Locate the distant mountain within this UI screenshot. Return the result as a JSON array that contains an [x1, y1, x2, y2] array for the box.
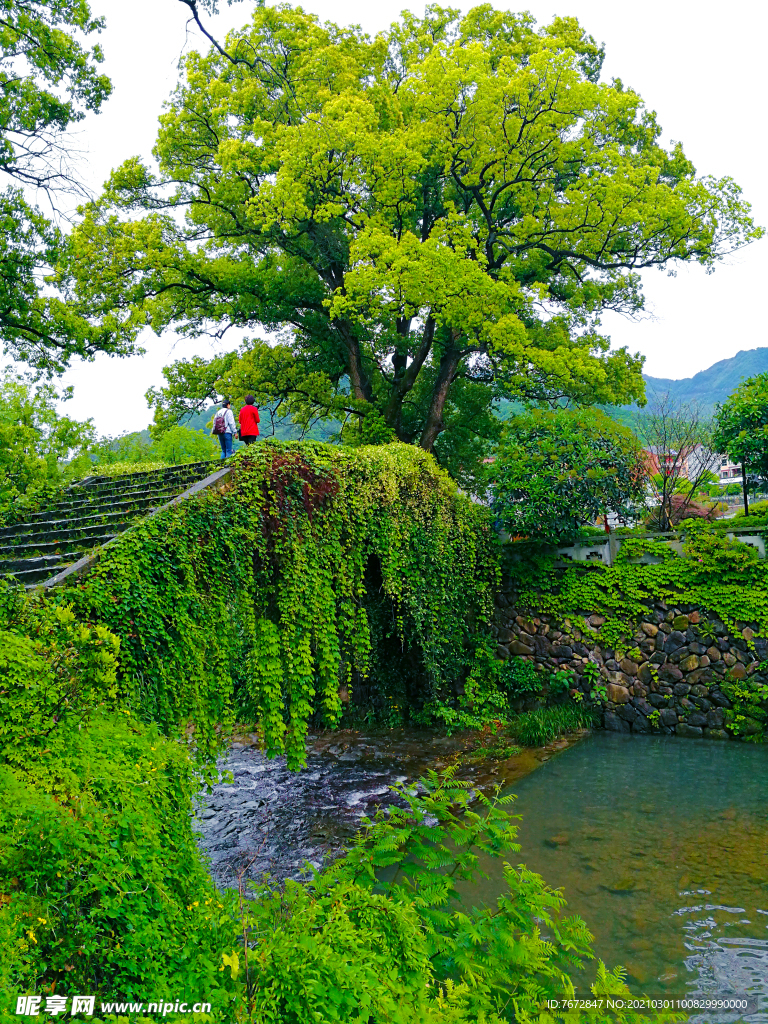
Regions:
[[642, 347, 768, 413]]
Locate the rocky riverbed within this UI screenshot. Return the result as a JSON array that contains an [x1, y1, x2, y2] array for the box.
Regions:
[[194, 727, 586, 891]]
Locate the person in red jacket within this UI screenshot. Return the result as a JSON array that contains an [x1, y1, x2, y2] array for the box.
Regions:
[[239, 395, 260, 444]]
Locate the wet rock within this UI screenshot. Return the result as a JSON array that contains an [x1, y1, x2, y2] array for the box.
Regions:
[[676, 723, 703, 738], [641, 622, 659, 637], [607, 683, 631, 704], [729, 663, 747, 680], [618, 703, 637, 723], [664, 630, 688, 653], [544, 834, 570, 848], [496, 644, 510, 660], [686, 711, 708, 728], [603, 711, 630, 732], [620, 658, 639, 676], [672, 682, 691, 696], [509, 640, 533, 656], [706, 646, 721, 662], [551, 645, 573, 659], [680, 654, 700, 673], [704, 728, 730, 740], [660, 708, 678, 728], [688, 642, 707, 655], [632, 697, 655, 717], [706, 708, 725, 729]]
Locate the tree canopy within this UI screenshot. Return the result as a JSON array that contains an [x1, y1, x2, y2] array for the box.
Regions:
[[66, 3, 759, 480], [0, 370, 95, 508], [0, 0, 113, 372], [490, 407, 646, 543], [712, 372, 768, 513]]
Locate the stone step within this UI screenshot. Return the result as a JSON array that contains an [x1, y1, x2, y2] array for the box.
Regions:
[[0, 552, 78, 574], [71, 461, 215, 496], [0, 500, 164, 539], [2, 486, 188, 532], [4, 564, 68, 584], [0, 524, 123, 553], [1, 536, 116, 561]]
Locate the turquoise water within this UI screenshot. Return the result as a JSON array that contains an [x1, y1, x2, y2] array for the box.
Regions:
[[470, 733, 768, 1019]]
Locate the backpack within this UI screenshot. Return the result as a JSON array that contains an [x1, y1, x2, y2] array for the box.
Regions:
[[212, 411, 227, 435]]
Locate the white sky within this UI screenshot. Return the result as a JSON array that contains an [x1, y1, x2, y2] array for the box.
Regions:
[[45, 0, 768, 434]]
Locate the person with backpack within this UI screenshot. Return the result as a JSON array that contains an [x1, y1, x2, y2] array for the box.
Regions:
[[212, 399, 236, 459], [239, 395, 260, 445]]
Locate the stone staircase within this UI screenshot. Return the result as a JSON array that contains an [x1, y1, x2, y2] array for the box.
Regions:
[[0, 462, 220, 587]]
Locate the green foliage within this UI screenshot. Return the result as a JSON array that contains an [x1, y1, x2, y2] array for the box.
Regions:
[[88, 424, 218, 468], [210, 771, 680, 1024], [712, 371, 768, 485], [719, 675, 768, 741], [68, 4, 760, 485], [0, 589, 241, 1015], [511, 520, 768, 638], [491, 409, 646, 543], [504, 657, 542, 700], [510, 704, 600, 747], [0, 371, 96, 512], [0, 0, 113, 371], [58, 441, 498, 767]]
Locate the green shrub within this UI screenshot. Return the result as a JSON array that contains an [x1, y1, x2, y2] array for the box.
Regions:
[[503, 657, 541, 700]]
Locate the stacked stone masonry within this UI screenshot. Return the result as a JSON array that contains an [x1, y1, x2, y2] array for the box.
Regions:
[[493, 590, 767, 739]]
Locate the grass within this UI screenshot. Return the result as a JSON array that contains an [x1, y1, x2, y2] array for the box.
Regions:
[[509, 703, 599, 747]]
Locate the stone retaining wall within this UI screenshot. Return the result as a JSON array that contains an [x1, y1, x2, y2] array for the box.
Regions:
[[493, 589, 767, 739]]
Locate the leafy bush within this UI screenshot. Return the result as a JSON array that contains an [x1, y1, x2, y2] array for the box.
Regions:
[[491, 408, 646, 544], [0, 595, 241, 1016], [503, 657, 542, 700]]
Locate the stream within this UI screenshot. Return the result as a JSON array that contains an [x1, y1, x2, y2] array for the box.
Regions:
[[195, 729, 768, 1021]]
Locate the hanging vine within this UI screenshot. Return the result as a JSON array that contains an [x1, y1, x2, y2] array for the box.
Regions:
[[55, 442, 498, 767]]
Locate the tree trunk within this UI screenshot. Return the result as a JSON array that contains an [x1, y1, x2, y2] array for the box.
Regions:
[[337, 321, 372, 404], [419, 344, 461, 452], [384, 318, 436, 434], [742, 462, 750, 516]]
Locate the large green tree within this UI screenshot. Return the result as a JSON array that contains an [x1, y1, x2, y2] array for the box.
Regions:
[[712, 371, 768, 515], [67, 3, 759, 478], [0, 0, 113, 372]]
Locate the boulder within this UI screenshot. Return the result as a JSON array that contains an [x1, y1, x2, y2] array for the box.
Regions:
[[641, 622, 659, 637], [672, 615, 689, 630], [704, 729, 729, 740], [603, 711, 630, 732], [606, 682, 631, 704], [509, 640, 533, 656], [660, 708, 678, 727], [706, 708, 725, 729], [706, 646, 721, 662], [676, 723, 703, 738], [679, 654, 700, 673], [686, 711, 708, 728], [620, 658, 639, 676], [729, 663, 747, 680]]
